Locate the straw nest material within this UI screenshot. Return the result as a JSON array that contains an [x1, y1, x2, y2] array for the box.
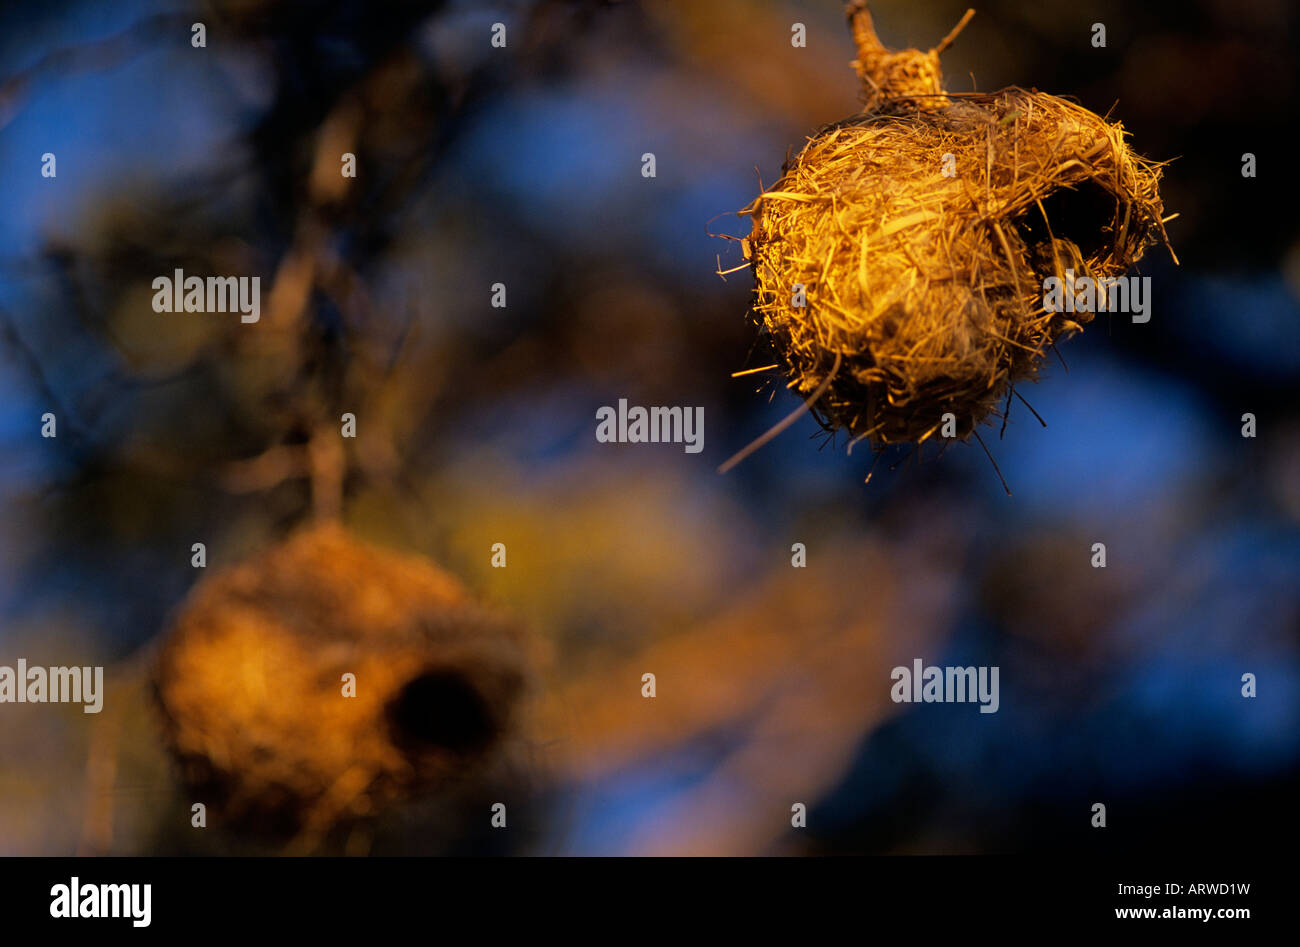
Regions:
[[153, 523, 533, 840], [740, 2, 1174, 447]]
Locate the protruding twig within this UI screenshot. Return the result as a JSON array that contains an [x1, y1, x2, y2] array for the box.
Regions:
[[973, 429, 1012, 496], [934, 8, 977, 55], [1013, 388, 1047, 427]]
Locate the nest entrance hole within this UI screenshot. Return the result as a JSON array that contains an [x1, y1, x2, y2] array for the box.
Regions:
[[387, 669, 499, 755], [1014, 178, 1118, 266]]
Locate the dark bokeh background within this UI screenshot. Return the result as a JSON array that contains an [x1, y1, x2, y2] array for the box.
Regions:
[[1, 0, 1297, 854]]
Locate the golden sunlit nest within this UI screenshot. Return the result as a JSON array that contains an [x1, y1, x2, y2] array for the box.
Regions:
[[740, 3, 1173, 447], [153, 523, 533, 843]]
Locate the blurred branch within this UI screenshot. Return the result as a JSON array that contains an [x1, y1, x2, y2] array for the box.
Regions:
[[0, 12, 192, 132], [0, 305, 87, 440], [536, 533, 961, 854], [220, 443, 312, 493]]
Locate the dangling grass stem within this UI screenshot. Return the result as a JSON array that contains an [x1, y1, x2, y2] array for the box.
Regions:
[[718, 352, 842, 474]]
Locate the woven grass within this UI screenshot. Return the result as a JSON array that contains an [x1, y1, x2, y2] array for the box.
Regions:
[[738, 2, 1174, 448], [153, 523, 533, 844]]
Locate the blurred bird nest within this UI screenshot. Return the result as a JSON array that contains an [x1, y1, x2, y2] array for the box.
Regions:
[[153, 524, 536, 848], [738, 2, 1174, 449]]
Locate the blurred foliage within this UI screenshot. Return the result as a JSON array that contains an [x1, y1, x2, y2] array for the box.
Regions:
[[0, 0, 1297, 854]]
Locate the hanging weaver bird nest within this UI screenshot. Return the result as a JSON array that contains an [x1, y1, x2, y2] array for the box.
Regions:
[[153, 523, 534, 843], [732, 1, 1175, 458]]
